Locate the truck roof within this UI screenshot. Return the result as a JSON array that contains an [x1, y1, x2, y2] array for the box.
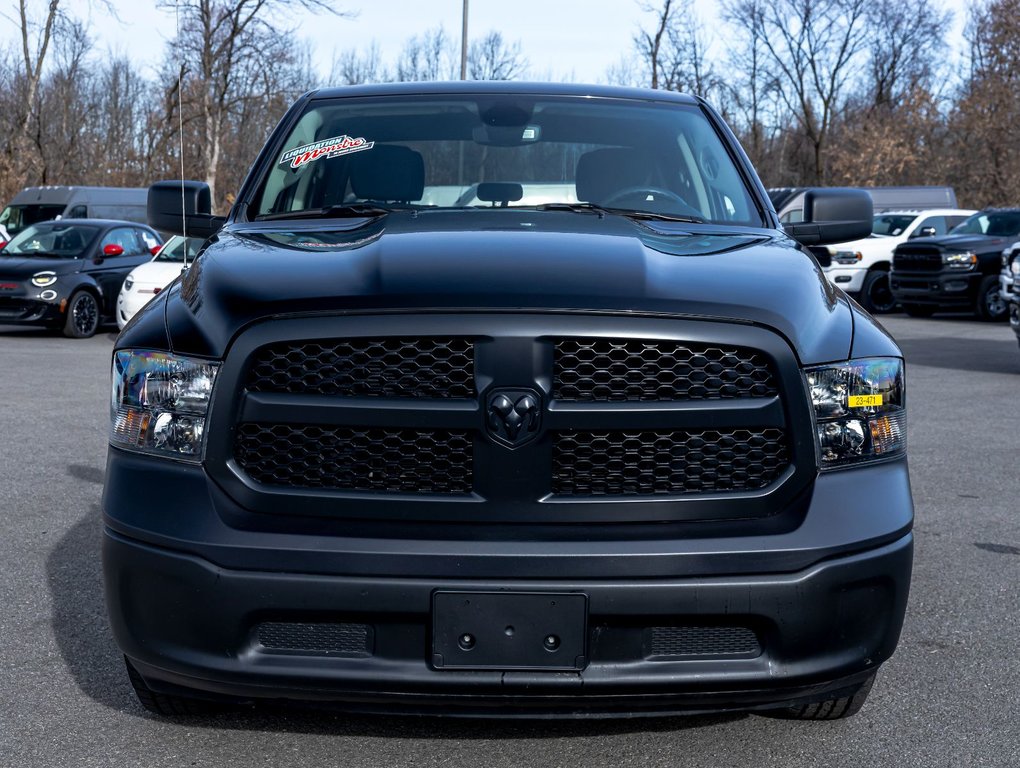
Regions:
[[311, 81, 700, 104]]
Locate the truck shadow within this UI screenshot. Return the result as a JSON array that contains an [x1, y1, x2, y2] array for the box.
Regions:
[[48, 511, 744, 737], [893, 335, 1020, 375]]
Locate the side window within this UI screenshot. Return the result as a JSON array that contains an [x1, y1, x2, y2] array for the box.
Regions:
[[780, 208, 803, 224], [914, 216, 946, 238], [135, 229, 160, 252], [946, 216, 968, 232], [67, 205, 88, 218], [102, 227, 144, 256]]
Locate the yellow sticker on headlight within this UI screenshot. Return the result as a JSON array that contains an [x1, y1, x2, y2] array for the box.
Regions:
[[848, 394, 883, 408]]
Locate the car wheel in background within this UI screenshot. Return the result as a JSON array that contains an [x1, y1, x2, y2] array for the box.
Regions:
[[902, 303, 936, 318], [766, 672, 877, 721], [858, 270, 897, 314], [62, 290, 99, 338], [976, 275, 1009, 321]]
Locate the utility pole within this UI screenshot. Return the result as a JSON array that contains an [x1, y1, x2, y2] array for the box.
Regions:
[[460, 0, 469, 80]]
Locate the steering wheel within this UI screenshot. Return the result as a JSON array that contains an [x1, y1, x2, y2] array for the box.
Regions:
[[600, 186, 702, 218]]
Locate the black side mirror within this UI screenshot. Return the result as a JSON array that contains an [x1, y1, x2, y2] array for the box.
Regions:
[[784, 188, 873, 246], [147, 181, 226, 239]]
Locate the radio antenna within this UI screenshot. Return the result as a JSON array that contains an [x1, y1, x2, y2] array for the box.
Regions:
[[176, 0, 188, 269]]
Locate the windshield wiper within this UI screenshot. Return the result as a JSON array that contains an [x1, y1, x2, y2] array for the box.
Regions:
[[532, 202, 704, 224], [255, 203, 411, 222]]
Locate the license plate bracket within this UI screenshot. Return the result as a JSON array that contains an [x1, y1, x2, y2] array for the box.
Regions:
[[432, 591, 588, 671]]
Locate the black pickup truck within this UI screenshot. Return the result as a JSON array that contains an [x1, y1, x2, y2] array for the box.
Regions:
[[103, 83, 913, 720], [890, 209, 1020, 320]]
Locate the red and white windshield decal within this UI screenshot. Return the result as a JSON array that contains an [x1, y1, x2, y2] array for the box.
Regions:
[[279, 135, 374, 169]]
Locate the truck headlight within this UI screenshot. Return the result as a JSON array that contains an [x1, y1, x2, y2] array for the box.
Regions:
[[805, 357, 905, 469], [833, 250, 862, 265], [31, 271, 57, 287], [943, 251, 977, 269], [1011, 257, 1020, 275], [110, 350, 219, 462]]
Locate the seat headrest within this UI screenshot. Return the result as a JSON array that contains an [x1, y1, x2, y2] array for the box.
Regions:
[[350, 145, 425, 202], [575, 148, 657, 203]]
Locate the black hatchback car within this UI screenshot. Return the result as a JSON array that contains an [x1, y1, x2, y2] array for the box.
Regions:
[[0, 219, 161, 337]]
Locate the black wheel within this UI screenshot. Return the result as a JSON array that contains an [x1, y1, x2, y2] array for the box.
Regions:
[[766, 672, 876, 721], [902, 303, 936, 318], [125, 657, 231, 716], [858, 269, 897, 314], [62, 290, 99, 338], [976, 275, 1009, 321]]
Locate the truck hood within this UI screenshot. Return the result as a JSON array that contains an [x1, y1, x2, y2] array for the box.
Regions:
[[904, 233, 1013, 253], [157, 210, 853, 365]]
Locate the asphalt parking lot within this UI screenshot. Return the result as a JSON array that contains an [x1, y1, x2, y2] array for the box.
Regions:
[[1, 314, 1018, 767]]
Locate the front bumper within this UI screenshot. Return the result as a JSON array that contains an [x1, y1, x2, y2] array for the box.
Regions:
[[0, 294, 64, 326], [822, 265, 866, 293], [103, 450, 914, 716], [890, 269, 982, 307]]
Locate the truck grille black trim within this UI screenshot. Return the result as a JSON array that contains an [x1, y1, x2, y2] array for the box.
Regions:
[[554, 338, 777, 401], [257, 622, 371, 656], [648, 626, 761, 658], [246, 337, 475, 398], [893, 248, 942, 271], [234, 423, 474, 494], [552, 428, 789, 495]]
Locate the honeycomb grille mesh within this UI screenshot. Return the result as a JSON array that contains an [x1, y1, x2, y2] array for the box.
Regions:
[[258, 622, 370, 656], [554, 338, 777, 401], [234, 423, 473, 494], [552, 428, 789, 495], [246, 338, 475, 398], [648, 626, 761, 658]]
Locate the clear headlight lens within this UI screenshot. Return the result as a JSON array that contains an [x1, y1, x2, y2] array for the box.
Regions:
[[833, 250, 862, 265], [31, 271, 57, 287], [805, 357, 905, 469], [1011, 257, 1020, 275], [943, 251, 977, 269], [111, 350, 219, 462], [124, 276, 134, 290]]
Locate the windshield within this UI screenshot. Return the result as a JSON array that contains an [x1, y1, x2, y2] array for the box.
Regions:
[[3, 222, 99, 258], [154, 236, 201, 263], [872, 214, 917, 237], [255, 94, 762, 226], [951, 211, 1020, 237], [0, 204, 66, 238]]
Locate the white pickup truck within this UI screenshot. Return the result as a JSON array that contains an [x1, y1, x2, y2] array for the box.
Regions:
[[821, 208, 974, 313]]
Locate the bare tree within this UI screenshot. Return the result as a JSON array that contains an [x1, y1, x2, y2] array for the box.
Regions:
[[330, 42, 388, 85], [865, 0, 952, 108], [395, 26, 457, 82], [740, 0, 870, 184], [467, 31, 527, 81], [632, 0, 716, 97], [159, 0, 351, 208]]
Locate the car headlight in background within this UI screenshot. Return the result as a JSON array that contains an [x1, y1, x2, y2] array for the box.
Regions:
[[124, 276, 134, 290], [943, 251, 977, 269], [805, 358, 905, 469], [31, 271, 57, 287], [111, 350, 219, 462], [1011, 257, 1020, 275], [833, 250, 863, 265]]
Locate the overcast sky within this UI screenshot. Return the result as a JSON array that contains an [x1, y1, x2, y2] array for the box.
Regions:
[[65, 0, 969, 86]]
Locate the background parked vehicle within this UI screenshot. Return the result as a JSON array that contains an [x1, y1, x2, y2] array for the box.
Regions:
[[0, 186, 149, 242], [890, 209, 1020, 321], [817, 208, 974, 313], [0, 219, 161, 337], [116, 236, 199, 330]]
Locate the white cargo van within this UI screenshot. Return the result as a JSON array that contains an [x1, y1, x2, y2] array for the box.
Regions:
[[0, 186, 148, 240]]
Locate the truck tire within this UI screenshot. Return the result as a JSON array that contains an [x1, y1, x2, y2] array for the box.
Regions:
[[62, 290, 100, 338], [858, 269, 897, 314], [767, 672, 876, 721], [902, 303, 936, 318], [976, 275, 1008, 321], [125, 657, 232, 716]]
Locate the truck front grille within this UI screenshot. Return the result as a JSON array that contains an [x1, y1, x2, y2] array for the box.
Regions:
[[246, 337, 475, 398], [893, 248, 942, 272], [234, 423, 473, 494], [552, 428, 789, 496], [554, 339, 777, 401]]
